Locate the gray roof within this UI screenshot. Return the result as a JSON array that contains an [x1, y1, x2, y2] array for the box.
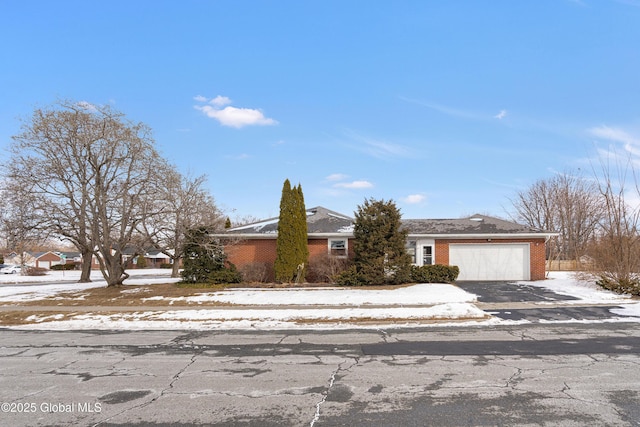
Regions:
[[402, 214, 552, 236], [225, 206, 354, 235], [224, 209, 554, 238]]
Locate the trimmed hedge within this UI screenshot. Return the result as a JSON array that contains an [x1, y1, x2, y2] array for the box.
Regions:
[[410, 265, 459, 283], [50, 264, 76, 271], [336, 264, 461, 286]]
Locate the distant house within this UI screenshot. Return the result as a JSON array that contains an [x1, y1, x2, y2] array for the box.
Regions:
[[5, 248, 170, 270], [4, 251, 81, 269], [221, 206, 557, 281]]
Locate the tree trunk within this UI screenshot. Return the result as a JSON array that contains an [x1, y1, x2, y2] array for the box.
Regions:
[[171, 258, 181, 278], [79, 250, 93, 283]]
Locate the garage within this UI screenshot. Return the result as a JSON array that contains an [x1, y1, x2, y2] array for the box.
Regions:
[[449, 243, 530, 281]]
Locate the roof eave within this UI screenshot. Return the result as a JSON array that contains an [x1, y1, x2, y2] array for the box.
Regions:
[[215, 232, 355, 239], [407, 232, 559, 239]]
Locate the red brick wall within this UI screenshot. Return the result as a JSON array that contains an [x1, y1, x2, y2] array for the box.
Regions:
[[434, 238, 548, 280], [227, 237, 548, 281], [226, 238, 356, 269], [225, 239, 278, 267]]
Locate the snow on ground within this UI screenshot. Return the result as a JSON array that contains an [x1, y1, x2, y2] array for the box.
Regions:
[[2, 269, 640, 329], [524, 271, 633, 304], [142, 283, 476, 306], [0, 269, 180, 302], [15, 303, 488, 331]]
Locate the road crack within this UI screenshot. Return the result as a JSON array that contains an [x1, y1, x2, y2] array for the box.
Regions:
[[310, 358, 358, 427], [92, 351, 200, 426]]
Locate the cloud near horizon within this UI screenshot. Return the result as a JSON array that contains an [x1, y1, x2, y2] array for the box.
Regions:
[[325, 173, 350, 182], [333, 180, 374, 189], [194, 95, 278, 128], [402, 194, 426, 204]]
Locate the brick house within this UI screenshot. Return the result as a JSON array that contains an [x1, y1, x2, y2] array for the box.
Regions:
[[222, 206, 556, 281]]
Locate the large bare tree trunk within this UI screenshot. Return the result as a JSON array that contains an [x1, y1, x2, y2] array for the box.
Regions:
[[79, 250, 93, 283]]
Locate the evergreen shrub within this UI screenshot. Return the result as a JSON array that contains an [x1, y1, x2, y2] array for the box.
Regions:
[[334, 265, 365, 286], [51, 264, 76, 271], [208, 263, 243, 284], [410, 265, 460, 283]]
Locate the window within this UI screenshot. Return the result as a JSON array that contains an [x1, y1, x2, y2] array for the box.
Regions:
[[423, 245, 433, 265], [329, 239, 347, 257], [405, 240, 416, 264]]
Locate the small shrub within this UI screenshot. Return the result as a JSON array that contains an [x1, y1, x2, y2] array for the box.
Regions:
[[159, 263, 173, 269], [334, 266, 366, 286], [135, 256, 147, 269], [208, 264, 243, 284], [596, 275, 640, 296], [307, 253, 349, 283], [24, 266, 48, 276], [410, 265, 460, 283], [51, 263, 76, 271]]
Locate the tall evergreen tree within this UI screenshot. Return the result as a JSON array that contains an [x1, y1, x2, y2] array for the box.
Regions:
[[353, 198, 412, 285], [274, 179, 308, 282], [294, 183, 309, 280]]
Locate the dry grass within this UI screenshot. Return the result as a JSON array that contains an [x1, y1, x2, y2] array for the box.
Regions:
[[0, 281, 435, 327]]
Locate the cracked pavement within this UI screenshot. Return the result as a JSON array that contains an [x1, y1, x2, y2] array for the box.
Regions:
[[1, 324, 639, 426]]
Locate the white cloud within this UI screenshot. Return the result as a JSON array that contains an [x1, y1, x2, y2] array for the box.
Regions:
[[210, 95, 232, 107], [334, 180, 374, 189], [345, 130, 411, 159], [494, 109, 507, 120], [325, 173, 349, 182], [195, 105, 278, 129], [194, 95, 278, 128], [589, 125, 640, 157], [403, 194, 426, 204], [589, 125, 639, 146]]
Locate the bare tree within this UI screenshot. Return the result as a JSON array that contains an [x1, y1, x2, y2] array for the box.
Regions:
[[511, 171, 603, 262], [140, 166, 223, 277], [0, 185, 48, 269], [9, 100, 166, 287], [588, 155, 640, 294]]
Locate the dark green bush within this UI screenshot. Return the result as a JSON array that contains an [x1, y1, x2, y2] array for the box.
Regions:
[[208, 264, 243, 284], [334, 266, 366, 286], [410, 265, 460, 283], [159, 263, 173, 269], [50, 263, 76, 271]]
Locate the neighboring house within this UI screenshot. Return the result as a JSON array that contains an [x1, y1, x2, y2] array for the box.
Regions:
[[31, 251, 65, 269], [221, 206, 557, 281], [4, 248, 170, 270], [141, 249, 173, 268], [4, 251, 81, 269]]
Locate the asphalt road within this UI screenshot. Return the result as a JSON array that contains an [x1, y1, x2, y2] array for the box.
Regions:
[[1, 324, 639, 427]]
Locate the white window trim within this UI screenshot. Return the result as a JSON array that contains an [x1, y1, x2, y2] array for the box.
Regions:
[[416, 239, 435, 266], [328, 238, 348, 258]]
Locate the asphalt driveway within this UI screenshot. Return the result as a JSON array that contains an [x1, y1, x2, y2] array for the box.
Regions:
[[455, 281, 630, 322], [455, 281, 580, 303]]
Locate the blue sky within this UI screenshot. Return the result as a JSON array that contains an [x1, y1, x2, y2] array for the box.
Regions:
[[2, 1, 640, 222]]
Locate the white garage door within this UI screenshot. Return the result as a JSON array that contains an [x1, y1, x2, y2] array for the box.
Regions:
[[449, 244, 530, 281]]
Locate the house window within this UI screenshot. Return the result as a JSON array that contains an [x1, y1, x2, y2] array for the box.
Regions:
[[329, 239, 347, 257], [423, 245, 433, 265], [406, 240, 416, 264]]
